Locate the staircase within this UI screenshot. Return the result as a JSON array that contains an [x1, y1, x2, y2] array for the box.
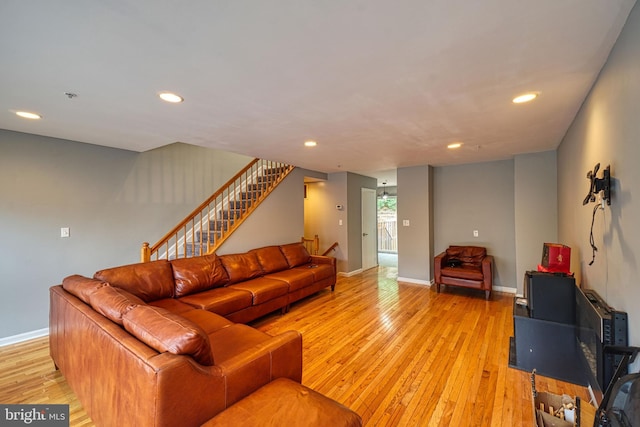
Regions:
[[141, 159, 295, 262]]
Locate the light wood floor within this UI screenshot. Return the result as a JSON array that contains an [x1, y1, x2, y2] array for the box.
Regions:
[[0, 265, 589, 426]]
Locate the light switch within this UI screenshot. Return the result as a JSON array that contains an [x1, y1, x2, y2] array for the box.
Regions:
[[61, 227, 70, 238], [339, 219, 343, 226], [403, 220, 410, 227], [473, 230, 479, 238]]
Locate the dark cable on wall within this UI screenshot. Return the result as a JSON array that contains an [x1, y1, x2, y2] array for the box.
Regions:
[[589, 204, 600, 265]]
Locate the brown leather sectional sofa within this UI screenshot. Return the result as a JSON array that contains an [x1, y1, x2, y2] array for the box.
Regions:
[[49, 242, 336, 427]]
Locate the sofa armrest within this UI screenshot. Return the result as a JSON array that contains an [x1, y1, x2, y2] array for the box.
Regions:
[[433, 251, 447, 282], [215, 330, 302, 406], [310, 255, 335, 268], [481, 255, 493, 288]]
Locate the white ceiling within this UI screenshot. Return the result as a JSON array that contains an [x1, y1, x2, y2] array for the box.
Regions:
[[1, 1, 636, 186]]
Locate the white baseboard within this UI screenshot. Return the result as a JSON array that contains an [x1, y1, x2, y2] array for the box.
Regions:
[[0, 328, 49, 347], [494, 285, 517, 294], [338, 269, 363, 277], [397, 277, 432, 286]]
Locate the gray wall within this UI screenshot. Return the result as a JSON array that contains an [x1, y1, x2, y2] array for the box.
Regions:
[[514, 151, 558, 294], [0, 130, 303, 339], [557, 2, 640, 359], [397, 165, 433, 284], [433, 159, 516, 289]]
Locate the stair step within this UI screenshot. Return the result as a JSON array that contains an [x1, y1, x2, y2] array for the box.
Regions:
[[219, 210, 241, 220], [185, 244, 206, 257], [196, 230, 221, 243], [209, 220, 231, 231], [228, 200, 250, 209]]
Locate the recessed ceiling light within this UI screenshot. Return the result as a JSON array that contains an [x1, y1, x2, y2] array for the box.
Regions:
[[159, 92, 184, 103], [304, 140, 317, 147], [15, 111, 42, 120], [447, 142, 463, 149], [512, 92, 539, 104]]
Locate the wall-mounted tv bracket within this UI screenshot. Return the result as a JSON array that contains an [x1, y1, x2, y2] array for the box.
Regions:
[[583, 163, 611, 206]]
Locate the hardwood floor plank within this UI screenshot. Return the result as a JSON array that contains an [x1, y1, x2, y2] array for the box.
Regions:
[[0, 265, 591, 426]]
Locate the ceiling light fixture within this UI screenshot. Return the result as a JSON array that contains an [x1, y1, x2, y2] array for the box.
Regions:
[[15, 111, 42, 120], [447, 142, 463, 149], [380, 181, 388, 200], [159, 92, 184, 103], [512, 92, 539, 104], [304, 140, 317, 147]]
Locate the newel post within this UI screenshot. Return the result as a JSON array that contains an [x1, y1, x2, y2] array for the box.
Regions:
[[140, 242, 151, 263]]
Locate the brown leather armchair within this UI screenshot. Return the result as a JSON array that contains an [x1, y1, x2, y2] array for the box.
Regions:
[[434, 245, 493, 300]]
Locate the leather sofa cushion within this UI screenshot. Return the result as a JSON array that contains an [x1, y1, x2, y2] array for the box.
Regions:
[[202, 378, 363, 427], [94, 259, 174, 302], [179, 309, 233, 335], [294, 264, 334, 282], [279, 243, 311, 268], [229, 277, 289, 305], [178, 287, 254, 316], [250, 246, 289, 274], [219, 252, 263, 284], [122, 305, 214, 366], [171, 254, 229, 297], [208, 323, 272, 363], [88, 285, 144, 325], [62, 274, 108, 304], [446, 246, 487, 267], [266, 269, 315, 292]]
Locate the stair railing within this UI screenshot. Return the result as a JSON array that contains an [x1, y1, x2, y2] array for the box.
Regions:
[[322, 242, 339, 256], [141, 159, 294, 262]]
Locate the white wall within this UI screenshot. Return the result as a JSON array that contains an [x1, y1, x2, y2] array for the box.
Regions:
[[557, 2, 640, 360]]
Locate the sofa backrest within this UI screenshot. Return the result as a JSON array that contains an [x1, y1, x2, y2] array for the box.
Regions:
[[218, 252, 263, 284], [279, 243, 312, 268], [122, 305, 214, 366], [446, 245, 487, 267], [250, 246, 289, 274], [170, 254, 229, 297], [94, 259, 175, 302]]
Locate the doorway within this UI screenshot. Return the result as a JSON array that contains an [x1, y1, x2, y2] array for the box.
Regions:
[[377, 190, 397, 268], [361, 188, 378, 270]]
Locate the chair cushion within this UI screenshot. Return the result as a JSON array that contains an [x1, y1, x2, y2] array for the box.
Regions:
[[94, 259, 175, 302], [122, 305, 214, 366], [440, 265, 484, 281], [250, 246, 289, 274], [279, 243, 312, 268], [171, 254, 229, 297], [219, 252, 264, 284]]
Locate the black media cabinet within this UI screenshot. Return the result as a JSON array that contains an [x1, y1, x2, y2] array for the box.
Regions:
[[509, 271, 588, 385]]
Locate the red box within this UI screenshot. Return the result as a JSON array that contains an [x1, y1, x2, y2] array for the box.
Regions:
[[539, 243, 571, 274]]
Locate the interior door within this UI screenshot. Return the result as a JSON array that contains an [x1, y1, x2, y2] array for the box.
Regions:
[[361, 188, 378, 270]]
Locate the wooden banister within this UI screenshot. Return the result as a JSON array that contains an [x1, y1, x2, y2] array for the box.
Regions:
[[142, 159, 294, 262], [301, 234, 319, 255], [322, 242, 339, 256]]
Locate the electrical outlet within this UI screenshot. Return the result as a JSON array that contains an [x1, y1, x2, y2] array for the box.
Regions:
[[403, 220, 410, 227], [61, 227, 70, 238], [473, 230, 479, 238]]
